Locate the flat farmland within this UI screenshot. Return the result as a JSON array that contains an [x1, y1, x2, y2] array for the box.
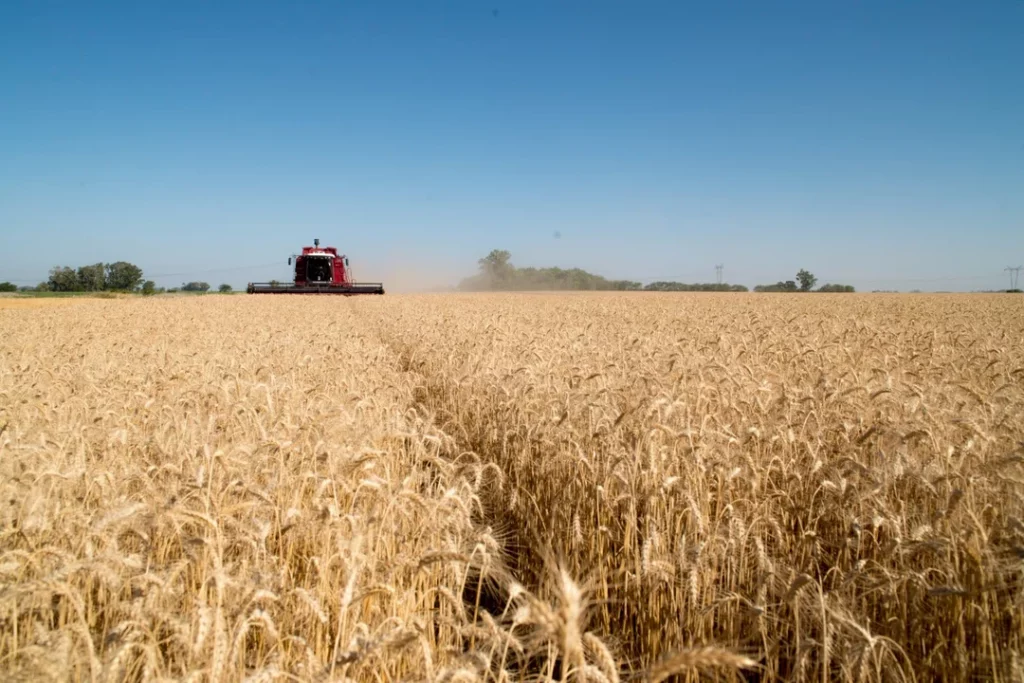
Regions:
[[1, 293, 1022, 682]]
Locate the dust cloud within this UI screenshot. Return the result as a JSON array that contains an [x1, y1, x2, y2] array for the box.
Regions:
[[353, 248, 471, 293]]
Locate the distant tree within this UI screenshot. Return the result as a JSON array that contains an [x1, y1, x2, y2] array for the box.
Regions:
[[141, 280, 156, 296], [181, 282, 211, 292], [796, 269, 817, 292], [478, 249, 514, 286], [0, 282, 17, 292], [817, 283, 855, 293], [218, 283, 232, 293], [48, 266, 79, 292], [76, 263, 106, 291], [105, 261, 144, 291], [268, 280, 280, 288]]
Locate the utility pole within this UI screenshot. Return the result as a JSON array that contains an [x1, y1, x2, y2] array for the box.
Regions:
[[1006, 266, 1022, 291], [715, 264, 723, 285]]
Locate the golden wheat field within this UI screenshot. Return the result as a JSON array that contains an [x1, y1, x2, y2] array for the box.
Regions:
[[1, 292, 1022, 682], [0, 297, 86, 311]]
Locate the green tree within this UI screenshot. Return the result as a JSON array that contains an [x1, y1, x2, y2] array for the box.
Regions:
[[0, 282, 17, 292], [182, 282, 211, 292], [48, 266, 79, 292], [478, 249, 514, 286], [218, 283, 233, 293], [141, 280, 156, 296], [106, 262, 144, 291], [77, 263, 106, 291], [796, 269, 817, 292]]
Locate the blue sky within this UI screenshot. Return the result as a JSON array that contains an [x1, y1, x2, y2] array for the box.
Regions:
[[2, 1, 1022, 292]]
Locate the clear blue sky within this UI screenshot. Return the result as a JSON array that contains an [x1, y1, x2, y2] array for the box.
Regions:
[[2, 1, 1022, 292]]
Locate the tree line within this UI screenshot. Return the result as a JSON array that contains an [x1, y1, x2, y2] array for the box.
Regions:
[[459, 250, 751, 292], [643, 281, 749, 292], [171, 283, 233, 293], [753, 269, 855, 292], [3, 262, 236, 295], [459, 252, 858, 293], [457, 250, 859, 293]]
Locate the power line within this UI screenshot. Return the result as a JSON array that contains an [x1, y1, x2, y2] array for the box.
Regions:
[[145, 262, 283, 278], [1006, 266, 1023, 290]]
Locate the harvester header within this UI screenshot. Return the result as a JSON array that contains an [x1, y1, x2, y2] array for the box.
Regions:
[[247, 238, 385, 295]]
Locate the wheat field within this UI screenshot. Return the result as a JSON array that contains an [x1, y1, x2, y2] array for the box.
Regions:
[[1, 293, 1022, 682]]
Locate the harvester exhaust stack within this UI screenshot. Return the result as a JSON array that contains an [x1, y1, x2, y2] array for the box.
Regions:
[[246, 238, 384, 295]]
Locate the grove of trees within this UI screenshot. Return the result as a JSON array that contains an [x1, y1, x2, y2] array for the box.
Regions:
[[459, 255, 858, 294], [45, 261, 145, 292]]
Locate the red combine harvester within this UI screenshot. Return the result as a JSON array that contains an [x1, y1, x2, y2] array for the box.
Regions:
[[247, 238, 385, 295]]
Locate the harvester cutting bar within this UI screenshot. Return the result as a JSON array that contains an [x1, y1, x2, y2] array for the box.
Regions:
[[247, 282, 385, 295]]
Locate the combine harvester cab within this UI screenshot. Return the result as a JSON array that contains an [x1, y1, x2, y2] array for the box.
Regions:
[[247, 239, 385, 295]]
